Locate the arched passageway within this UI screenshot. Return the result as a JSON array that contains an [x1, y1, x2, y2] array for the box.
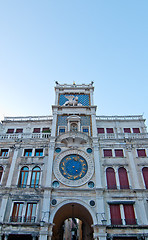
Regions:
[[52, 202, 93, 240]]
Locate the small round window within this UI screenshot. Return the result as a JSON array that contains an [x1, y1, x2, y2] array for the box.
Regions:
[[90, 200, 95, 207], [87, 148, 92, 153], [55, 148, 61, 153], [52, 181, 59, 188], [88, 181, 95, 188], [52, 199, 57, 205]]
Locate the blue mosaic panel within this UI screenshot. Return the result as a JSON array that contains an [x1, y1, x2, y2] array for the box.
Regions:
[[59, 154, 88, 180], [57, 116, 67, 126], [59, 94, 90, 106], [81, 116, 90, 126]]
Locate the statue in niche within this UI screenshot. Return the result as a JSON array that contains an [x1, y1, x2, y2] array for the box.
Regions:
[[70, 123, 78, 132]]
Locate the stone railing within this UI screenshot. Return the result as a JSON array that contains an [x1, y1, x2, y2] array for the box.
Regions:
[[96, 115, 144, 121], [98, 132, 148, 140], [0, 132, 50, 140], [3, 116, 52, 122]]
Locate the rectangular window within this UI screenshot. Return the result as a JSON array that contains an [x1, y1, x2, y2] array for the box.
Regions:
[[59, 128, 65, 133], [35, 149, 43, 156], [133, 128, 140, 133], [103, 149, 112, 157], [110, 204, 122, 225], [0, 149, 9, 157], [24, 149, 32, 157], [11, 202, 23, 222], [97, 128, 104, 134], [123, 204, 136, 225], [42, 128, 50, 133], [16, 128, 23, 133], [124, 128, 131, 133], [24, 203, 37, 222], [137, 149, 146, 157], [82, 127, 89, 134], [7, 129, 14, 134], [33, 128, 40, 133], [115, 149, 124, 157], [106, 128, 114, 133]]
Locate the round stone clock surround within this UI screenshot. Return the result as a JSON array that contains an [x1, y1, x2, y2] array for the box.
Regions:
[[54, 149, 94, 186]]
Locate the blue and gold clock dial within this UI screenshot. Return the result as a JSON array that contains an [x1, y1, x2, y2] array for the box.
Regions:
[[59, 154, 88, 180]]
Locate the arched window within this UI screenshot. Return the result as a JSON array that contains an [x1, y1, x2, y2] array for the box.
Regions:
[[18, 167, 29, 188], [0, 166, 3, 182], [118, 167, 129, 189], [142, 167, 148, 189], [30, 167, 40, 188], [106, 167, 117, 189]]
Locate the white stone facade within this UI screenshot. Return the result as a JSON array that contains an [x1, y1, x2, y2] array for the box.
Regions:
[[0, 82, 148, 240]]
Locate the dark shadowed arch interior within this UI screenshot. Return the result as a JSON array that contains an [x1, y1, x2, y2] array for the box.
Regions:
[[52, 202, 93, 240]]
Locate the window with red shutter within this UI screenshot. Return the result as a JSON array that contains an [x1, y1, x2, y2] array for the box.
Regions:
[[110, 204, 122, 225], [16, 128, 23, 133], [106, 167, 117, 189], [137, 149, 146, 157], [97, 128, 104, 134], [115, 149, 124, 157], [118, 167, 129, 189], [106, 128, 114, 133], [123, 204, 136, 225], [7, 129, 14, 134], [33, 128, 40, 133], [124, 128, 131, 133], [103, 149, 112, 157], [0, 166, 3, 182], [142, 167, 148, 189], [11, 202, 23, 222], [133, 128, 140, 133]]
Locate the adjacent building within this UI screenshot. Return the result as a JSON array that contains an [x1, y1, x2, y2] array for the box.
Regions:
[[0, 82, 148, 240]]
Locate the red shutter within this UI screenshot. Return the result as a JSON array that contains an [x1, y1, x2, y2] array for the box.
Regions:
[[137, 149, 146, 157], [103, 149, 112, 157], [16, 128, 23, 133], [115, 149, 124, 157], [133, 128, 140, 133], [0, 166, 3, 181], [97, 128, 104, 134], [124, 128, 131, 133], [142, 167, 148, 189], [7, 129, 14, 133], [106, 168, 117, 189], [123, 204, 136, 225], [106, 128, 114, 133], [33, 128, 40, 133], [110, 204, 122, 225], [118, 167, 129, 189]]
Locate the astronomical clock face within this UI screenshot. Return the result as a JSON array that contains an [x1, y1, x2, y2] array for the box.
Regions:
[[54, 149, 94, 187], [59, 154, 88, 180]]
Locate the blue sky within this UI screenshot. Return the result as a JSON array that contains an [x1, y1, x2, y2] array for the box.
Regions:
[[0, 1, 148, 125]]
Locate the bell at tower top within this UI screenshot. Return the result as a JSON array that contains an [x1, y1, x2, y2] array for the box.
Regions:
[[54, 81, 94, 106]]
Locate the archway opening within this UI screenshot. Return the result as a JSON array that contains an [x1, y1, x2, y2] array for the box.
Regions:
[[52, 203, 93, 240]]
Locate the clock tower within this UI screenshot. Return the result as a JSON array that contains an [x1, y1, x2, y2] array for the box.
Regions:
[[44, 82, 105, 240]]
